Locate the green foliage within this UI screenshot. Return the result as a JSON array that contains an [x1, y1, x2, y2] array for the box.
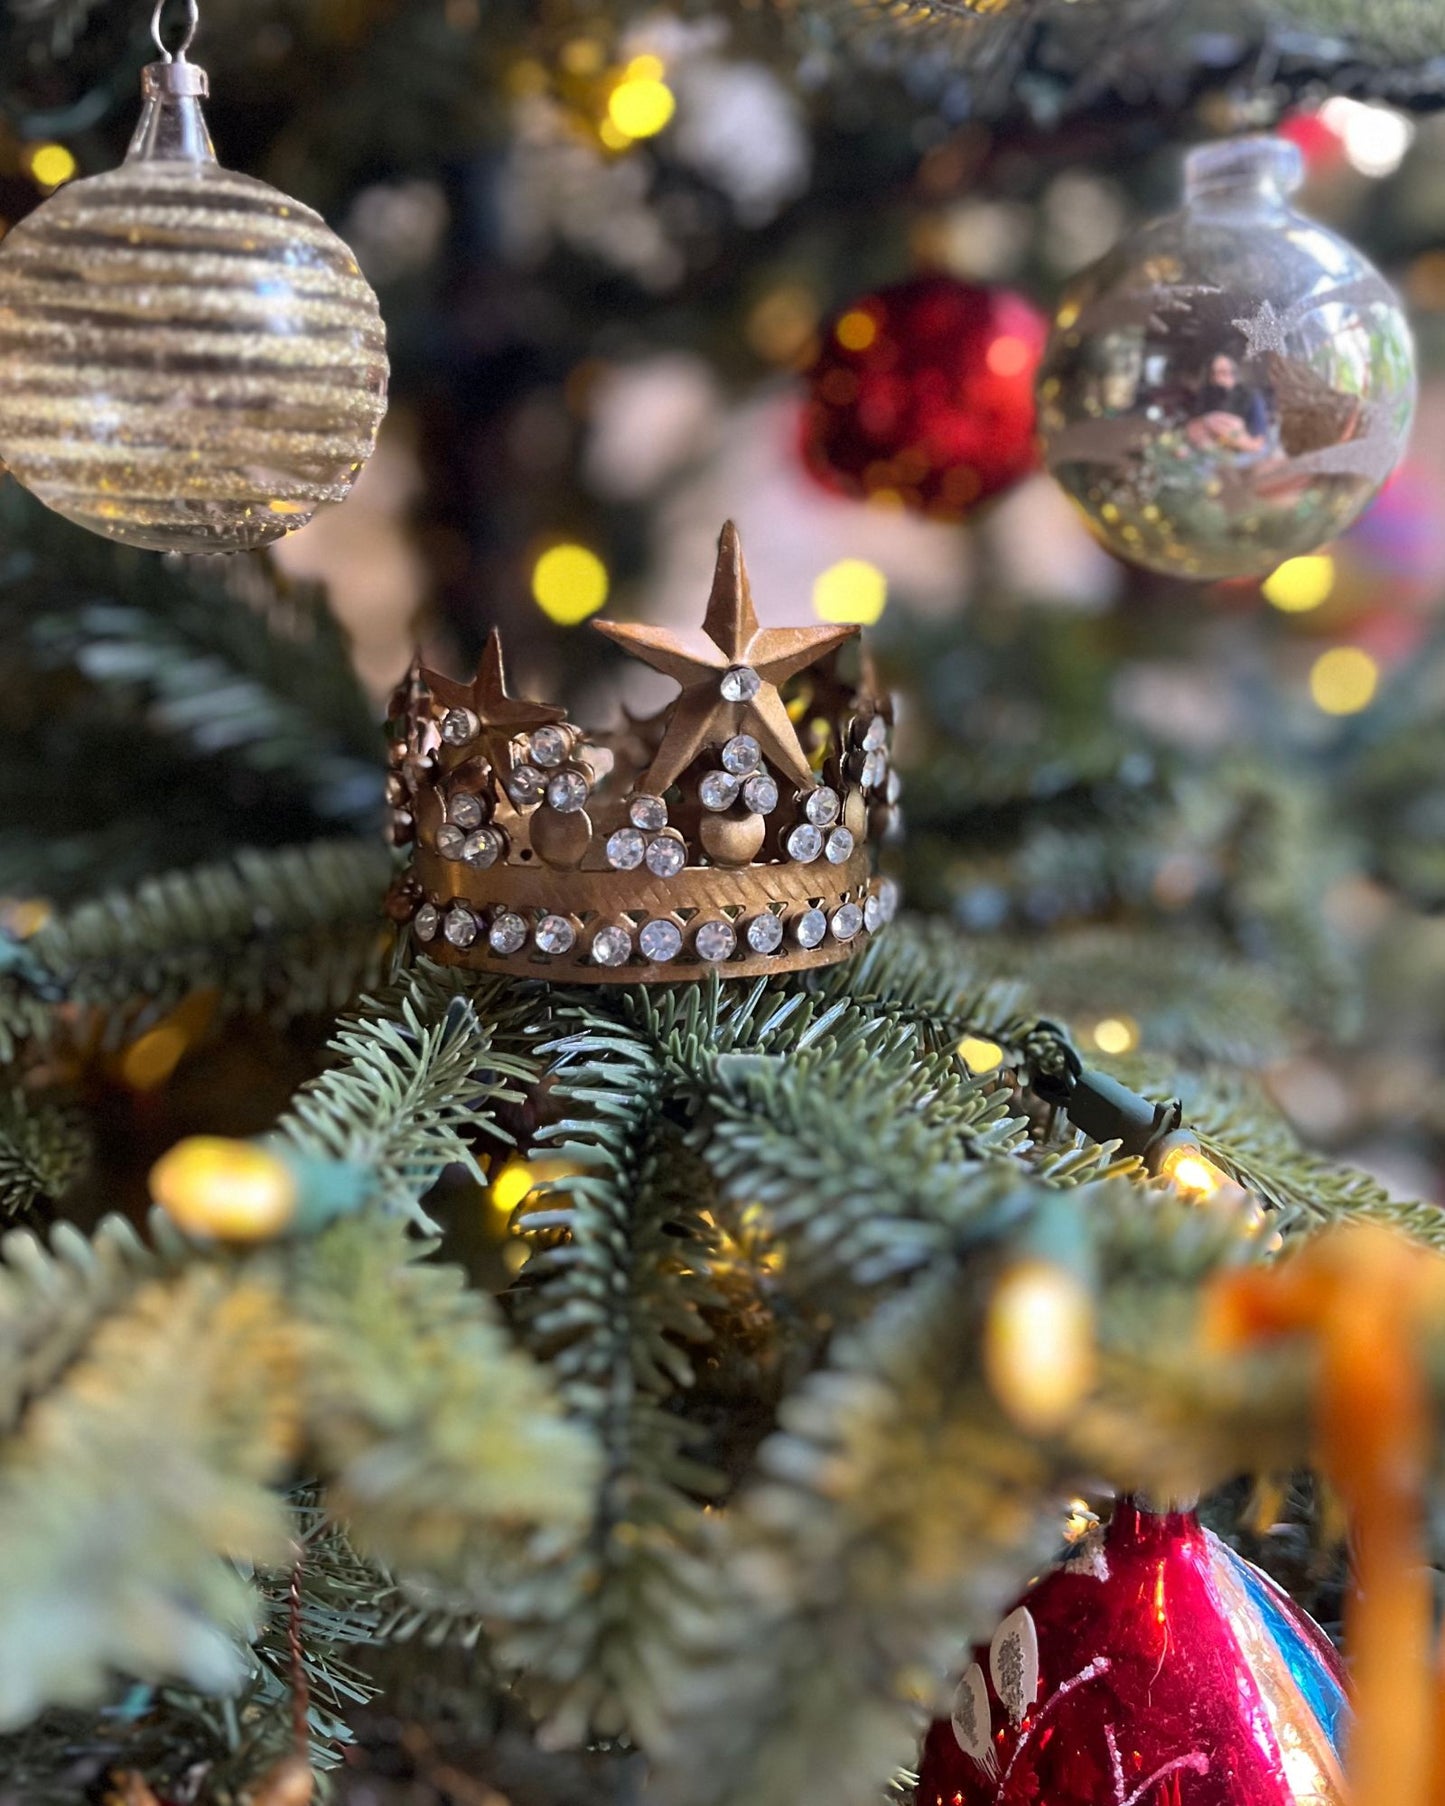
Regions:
[[0, 839, 393, 1055], [0, 1090, 89, 1223], [275, 966, 536, 1227]]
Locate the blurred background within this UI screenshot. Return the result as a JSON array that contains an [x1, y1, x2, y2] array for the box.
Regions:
[[2, 0, 1445, 1264]]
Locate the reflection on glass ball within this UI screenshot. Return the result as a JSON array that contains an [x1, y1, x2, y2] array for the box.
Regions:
[[1038, 136, 1416, 582]]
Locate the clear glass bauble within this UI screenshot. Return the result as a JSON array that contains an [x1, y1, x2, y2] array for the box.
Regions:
[[0, 57, 388, 555], [1038, 136, 1416, 581]]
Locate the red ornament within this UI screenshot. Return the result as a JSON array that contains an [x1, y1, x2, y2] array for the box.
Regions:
[[801, 276, 1047, 520], [917, 1499, 1349, 1806]]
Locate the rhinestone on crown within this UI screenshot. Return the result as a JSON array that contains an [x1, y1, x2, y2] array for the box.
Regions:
[[385, 519, 898, 984]]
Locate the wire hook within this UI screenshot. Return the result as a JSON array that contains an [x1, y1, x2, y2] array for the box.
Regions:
[[151, 0, 200, 62]]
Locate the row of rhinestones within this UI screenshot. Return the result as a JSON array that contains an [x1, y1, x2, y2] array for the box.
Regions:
[[412, 879, 900, 967]]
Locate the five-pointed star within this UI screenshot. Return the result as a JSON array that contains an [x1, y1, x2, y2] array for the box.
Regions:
[[421, 629, 566, 774], [593, 521, 857, 793]]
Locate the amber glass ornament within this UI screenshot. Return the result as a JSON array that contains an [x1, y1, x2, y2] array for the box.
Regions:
[[801, 276, 1047, 520], [1039, 136, 1414, 581], [0, 9, 388, 553]]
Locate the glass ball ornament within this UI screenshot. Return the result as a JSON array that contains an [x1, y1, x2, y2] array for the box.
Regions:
[[801, 276, 1047, 520], [1038, 137, 1415, 581], [917, 1498, 1350, 1806], [0, 27, 388, 554]]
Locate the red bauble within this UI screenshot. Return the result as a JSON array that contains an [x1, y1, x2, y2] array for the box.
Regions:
[[917, 1499, 1349, 1806], [801, 276, 1047, 520]]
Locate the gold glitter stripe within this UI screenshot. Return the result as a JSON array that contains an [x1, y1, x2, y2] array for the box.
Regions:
[[1, 242, 368, 297], [0, 280, 379, 328], [0, 322, 385, 364]]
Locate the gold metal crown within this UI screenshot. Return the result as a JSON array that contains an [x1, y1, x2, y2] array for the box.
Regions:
[[385, 521, 900, 982]]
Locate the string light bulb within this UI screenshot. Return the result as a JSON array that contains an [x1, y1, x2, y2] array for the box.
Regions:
[[1158, 1142, 1229, 1200], [151, 1136, 298, 1241], [984, 1258, 1095, 1435]]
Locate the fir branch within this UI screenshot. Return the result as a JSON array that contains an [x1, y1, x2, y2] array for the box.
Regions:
[[17, 491, 383, 829], [0, 839, 393, 1052], [274, 966, 536, 1227], [649, 1184, 1293, 1806], [508, 1001, 722, 1746], [291, 1214, 599, 1579], [0, 1266, 297, 1731], [0, 1216, 154, 1431], [0, 1090, 90, 1224]]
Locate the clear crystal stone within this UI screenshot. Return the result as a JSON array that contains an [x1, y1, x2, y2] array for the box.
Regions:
[[795, 907, 827, 949], [630, 794, 668, 831], [742, 773, 778, 814], [694, 919, 736, 962], [721, 734, 761, 775], [745, 913, 784, 954], [592, 925, 632, 967], [535, 915, 576, 955], [825, 827, 855, 865], [832, 902, 864, 941], [639, 918, 683, 962], [720, 665, 761, 702], [441, 708, 477, 745], [645, 834, 686, 878], [699, 770, 740, 812], [877, 877, 901, 922], [462, 828, 503, 868], [786, 823, 823, 863], [449, 792, 484, 830], [507, 763, 546, 805], [443, 906, 478, 948], [488, 911, 528, 955], [546, 768, 590, 813], [864, 894, 884, 932], [530, 724, 568, 767], [805, 787, 841, 827], [862, 749, 888, 789], [413, 902, 439, 942], [863, 715, 889, 751], [435, 823, 466, 859], [606, 827, 646, 870]]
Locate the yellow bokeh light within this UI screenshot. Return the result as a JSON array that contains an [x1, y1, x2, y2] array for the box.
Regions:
[[958, 1035, 1005, 1074], [150, 1136, 297, 1241], [835, 309, 878, 352], [1262, 554, 1335, 613], [607, 70, 676, 141], [1159, 1144, 1227, 1200], [1090, 1016, 1139, 1056], [1309, 645, 1378, 716], [490, 1159, 535, 1216], [812, 558, 888, 625], [984, 1259, 1095, 1434], [25, 143, 77, 189], [532, 543, 610, 624]]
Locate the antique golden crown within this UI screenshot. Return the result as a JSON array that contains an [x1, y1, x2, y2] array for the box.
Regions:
[[385, 520, 899, 982]]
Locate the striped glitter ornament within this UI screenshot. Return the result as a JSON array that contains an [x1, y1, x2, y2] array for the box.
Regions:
[[0, 6, 388, 554]]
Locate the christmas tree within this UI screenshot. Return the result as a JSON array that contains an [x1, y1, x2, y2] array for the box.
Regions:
[[0, 1, 1443, 1803]]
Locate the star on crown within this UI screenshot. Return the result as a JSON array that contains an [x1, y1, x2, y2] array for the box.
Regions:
[[593, 521, 857, 793]]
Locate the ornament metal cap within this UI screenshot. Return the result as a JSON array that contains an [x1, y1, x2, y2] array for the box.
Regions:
[[386, 520, 901, 983], [130, 0, 214, 162]]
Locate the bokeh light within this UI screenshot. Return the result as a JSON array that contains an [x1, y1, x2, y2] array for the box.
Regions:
[[24, 143, 77, 189], [532, 543, 610, 624], [1309, 646, 1379, 715], [834, 309, 877, 352], [1263, 554, 1335, 613], [812, 557, 887, 624], [1090, 1016, 1139, 1056], [607, 57, 676, 141]]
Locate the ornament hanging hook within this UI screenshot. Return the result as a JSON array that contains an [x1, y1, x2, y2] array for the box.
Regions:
[[151, 0, 200, 62]]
